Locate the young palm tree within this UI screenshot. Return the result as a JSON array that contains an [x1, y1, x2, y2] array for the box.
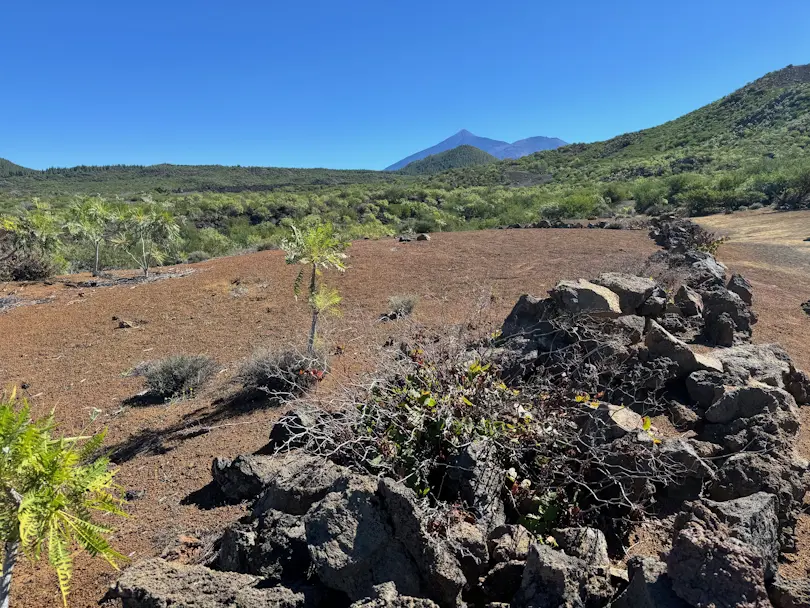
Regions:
[[0, 390, 125, 607], [281, 223, 348, 354], [114, 203, 180, 277], [64, 197, 113, 276]]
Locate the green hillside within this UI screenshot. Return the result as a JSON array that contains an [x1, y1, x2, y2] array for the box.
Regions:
[[399, 145, 498, 175], [432, 64, 810, 190], [0, 163, 407, 196], [0, 158, 32, 178]]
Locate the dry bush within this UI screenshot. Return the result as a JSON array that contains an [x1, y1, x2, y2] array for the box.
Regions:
[[236, 347, 328, 402], [387, 294, 419, 319], [270, 323, 688, 539], [144, 354, 217, 399]]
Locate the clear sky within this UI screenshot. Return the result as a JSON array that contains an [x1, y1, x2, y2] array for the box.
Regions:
[[2, 1, 810, 170]]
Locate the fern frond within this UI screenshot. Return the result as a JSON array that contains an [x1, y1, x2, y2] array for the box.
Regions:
[[48, 519, 72, 607], [293, 268, 304, 299]]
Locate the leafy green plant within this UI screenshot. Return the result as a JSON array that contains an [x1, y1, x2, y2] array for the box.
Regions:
[[0, 390, 125, 607], [113, 202, 180, 277], [281, 223, 348, 354], [64, 197, 115, 276]]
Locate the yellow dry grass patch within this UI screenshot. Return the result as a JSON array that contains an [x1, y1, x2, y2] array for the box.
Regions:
[[696, 208, 810, 247]]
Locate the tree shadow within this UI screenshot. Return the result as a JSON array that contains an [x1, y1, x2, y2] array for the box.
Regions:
[[107, 389, 287, 465]]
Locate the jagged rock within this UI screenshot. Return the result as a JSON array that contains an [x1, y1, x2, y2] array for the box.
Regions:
[[251, 452, 353, 516], [685, 370, 726, 408], [713, 343, 793, 388], [667, 502, 770, 607], [487, 524, 532, 564], [645, 320, 723, 377], [703, 493, 779, 581], [687, 253, 727, 287], [513, 543, 613, 608], [687, 438, 722, 459], [613, 314, 646, 343], [416, 233, 430, 241], [550, 279, 622, 317], [768, 575, 810, 608], [219, 510, 309, 581], [350, 583, 440, 607], [447, 439, 506, 529], [707, 311, 736, 347], [500, 295, 559, 341], [659, 438, 715, 482], [674, 285, 704, 317], [728, 274, 754, 305], [377, 479, 467, 606], [709, 452, 808, 552], [107, 558, 318, 608], [304, 476, 423, 602], [702, 287, 756, 342], [611, 556, 688, 608], [211, 454, 286, 501], [592, 273, 657, 314], [704, 385, 794, 424], [446, 521, 489, 581], [786, 368, 810, 405], [552, 527, 609, 571], [481, 561, 525, 602], [639, 287, 668, 317]]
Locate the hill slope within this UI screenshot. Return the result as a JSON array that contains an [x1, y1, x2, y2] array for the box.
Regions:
[[0, 158, 32, 178], [434, 64, 810, 188], [385, 130, 566, 171], [398, 145, 497, 175]]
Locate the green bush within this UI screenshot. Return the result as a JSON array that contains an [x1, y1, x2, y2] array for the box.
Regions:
[[387, 294, 419, 318], [186, 250, 211, 263], [143, 354, 217, 399]]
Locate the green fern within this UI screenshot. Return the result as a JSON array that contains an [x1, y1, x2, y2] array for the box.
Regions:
[[0, 390, 126, 607]]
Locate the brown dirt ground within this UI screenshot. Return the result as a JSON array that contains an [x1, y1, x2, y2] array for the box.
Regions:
[[1, 228, 657, 608]]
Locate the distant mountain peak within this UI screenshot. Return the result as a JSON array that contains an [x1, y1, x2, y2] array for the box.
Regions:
[[385, 131, 566, 171]]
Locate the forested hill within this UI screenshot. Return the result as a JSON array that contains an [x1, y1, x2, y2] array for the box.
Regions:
[[398, 145, 497, 175], [430, 63, 810, 188], [0, 158, 32, 178], [0, 163, 406, 195]]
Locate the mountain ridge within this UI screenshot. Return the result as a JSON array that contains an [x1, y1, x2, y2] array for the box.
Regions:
[[384, 130, 566, 171]]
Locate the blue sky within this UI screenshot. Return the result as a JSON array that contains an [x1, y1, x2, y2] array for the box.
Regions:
[[2, 1, 810, 170]]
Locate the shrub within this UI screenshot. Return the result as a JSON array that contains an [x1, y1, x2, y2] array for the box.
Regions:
[[186, 250, 210, 263], [2, 250, 57, 281], [236, 348, 327, 401], [143, 355, 217, 399], [387, 294, 419, 319]]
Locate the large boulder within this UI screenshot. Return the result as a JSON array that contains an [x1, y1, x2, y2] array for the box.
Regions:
[[685, 370, 726, 408], [219, 509, 309, 581], [446, 521, 489, 582], [501, 295, 558, 340], [645, 320, 723, 377], [550, 279, 622, 317], [481, 561, 525, 602], [704, 385, 795, 424], [592, 273, 657, 314], [611, 556, 688, 608], [667, 502, 771, 607], [702, 493, 779, 581], [701, 287, 756, 343], [107, 558, 319, 608], [377, 479, 467, 606], [251, 452, 353, 516], [768, 576, 810, 608], [714, 344, 793, 387], [513, 543, 613, 608], [303, 476, 423, 602], [211, 454, 284, 501]]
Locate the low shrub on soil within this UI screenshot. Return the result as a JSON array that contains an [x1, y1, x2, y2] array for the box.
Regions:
[[387, 294, 419, 319], [144, 354, 217, 399], [236, 347, 327, 401]]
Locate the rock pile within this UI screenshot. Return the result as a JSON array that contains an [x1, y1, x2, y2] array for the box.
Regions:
[[107, 218, 810, 608]]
